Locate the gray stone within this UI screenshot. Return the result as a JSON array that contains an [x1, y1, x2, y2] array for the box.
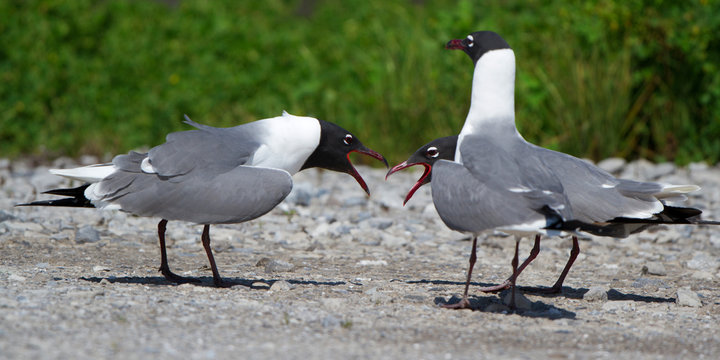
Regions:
[[8, 274, 26, 282], [264, 259, 295, 273], [596, 157, 626, 174], [710, 234, 720, 248], [602, 301, 636, 312], [676, 288, 702, 307], [686, 252, 719, 271], [343, 197, 367, 207], [632, 277, 669, 289], [0, 210, 15, 222], [381, 233, 408, 248], [3, 221, 44, 233], [93, 266, 111, 272], [368, 218, 393, 230], [351, 211, 372, 223], [269, 280, 293, 291], [75, 226, 101, 243], [691, 271, 714, 280], [646, 162, 675, 179], [285, 182, 314, 207], [642, 262, 667, 276], [583, 286, 609, 302]]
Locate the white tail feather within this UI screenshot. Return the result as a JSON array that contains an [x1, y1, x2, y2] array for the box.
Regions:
[[655, 184, 701, 199], [49, 164, 116, 183]]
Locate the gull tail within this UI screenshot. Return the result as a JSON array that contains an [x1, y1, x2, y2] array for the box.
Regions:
[[554, 205, 719, 238], [16, 184, 95, 208]]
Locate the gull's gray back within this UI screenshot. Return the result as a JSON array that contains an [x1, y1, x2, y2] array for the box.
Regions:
[[93, 120, 293, 224]]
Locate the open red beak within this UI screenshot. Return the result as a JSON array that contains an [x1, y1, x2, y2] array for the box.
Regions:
[[348, 147, 387, 196], [445, 39, 465, 50], [385, 161, 431, 206]]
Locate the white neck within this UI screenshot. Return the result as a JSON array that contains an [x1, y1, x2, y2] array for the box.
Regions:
[[455, 49, 518, 162], [250, 113, 321, 174]]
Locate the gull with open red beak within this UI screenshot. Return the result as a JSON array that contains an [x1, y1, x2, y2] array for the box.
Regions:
[[386, 136, 458, 205], [19, 111, 387, 287], [391, 31, 716, 311]]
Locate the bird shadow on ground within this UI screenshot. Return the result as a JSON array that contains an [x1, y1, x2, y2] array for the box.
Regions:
[[80, 276, 345, 289], [407, 279, 576, 319], [519, 286, 675, 303], [433, 294, 577, 319]]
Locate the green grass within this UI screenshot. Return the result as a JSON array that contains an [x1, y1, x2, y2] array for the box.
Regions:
[[1, 0, 718, 165]]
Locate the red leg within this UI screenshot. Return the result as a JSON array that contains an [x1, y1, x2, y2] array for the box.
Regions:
[[544, 235, 579, 293], [509, 238, 520, 310], [478, 234, 541, 293], [442, 236, 477, 309], [201, 225, 227, 287], [157, 220, 200, 284], [524, 235, 580, 294]]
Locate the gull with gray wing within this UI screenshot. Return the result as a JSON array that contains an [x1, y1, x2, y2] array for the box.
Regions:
[[390, 31, 717, 310], [19, 111, 387, 287]]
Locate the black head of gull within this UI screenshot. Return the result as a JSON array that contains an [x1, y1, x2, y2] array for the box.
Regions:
[[301, 120, 388, 195], [385, 136, 458, 205], [446, 31, 511, 64]]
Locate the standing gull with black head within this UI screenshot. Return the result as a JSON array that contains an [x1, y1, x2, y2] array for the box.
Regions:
[[390, 31, 716, 309], [20, 111, 387, 287]]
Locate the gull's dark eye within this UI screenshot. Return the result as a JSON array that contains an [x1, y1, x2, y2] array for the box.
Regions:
[[466, 35, 474, 48], [343, 134, 353, 145], [426, 146, 439, 158]]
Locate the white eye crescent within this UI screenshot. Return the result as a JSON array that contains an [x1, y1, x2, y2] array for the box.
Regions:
[[426, 146, 439, 158], [343, 134, 353, 145], [466, 35, 474, 47]]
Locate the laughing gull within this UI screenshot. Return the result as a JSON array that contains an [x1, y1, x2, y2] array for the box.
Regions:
[[391, 31, 717, 309], [388, 136, 589, 297], [20, 111, 387, 287]]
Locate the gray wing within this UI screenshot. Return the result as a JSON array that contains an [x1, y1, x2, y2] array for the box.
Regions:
[[458, 134, 573, 219], [533, 145, 663, 222], [431, 159, 567, 234], [94, 161, 293, 225], [121, 116, 267, 179]]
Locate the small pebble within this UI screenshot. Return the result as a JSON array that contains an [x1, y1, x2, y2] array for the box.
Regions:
[[602, 301, 636, 312], [75, 226, 100, 244], [269, 280, 293, 291], [691, 271, 714, 280], [356, 259, 387, 266], [596, 157, 626, 174], [676, 287, 702, 307], [8, 274, 26, 282], [93, 266, 111, 272], [264, 259, 295, 273], [583, 286, 609, 302], [642, 262, 667, 276]]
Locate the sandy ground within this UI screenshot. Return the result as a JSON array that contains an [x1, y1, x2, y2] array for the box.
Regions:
[[1, 158, 719, 359]]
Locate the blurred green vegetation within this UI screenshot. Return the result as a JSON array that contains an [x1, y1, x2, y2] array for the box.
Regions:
[[1, 0, 718, 165]]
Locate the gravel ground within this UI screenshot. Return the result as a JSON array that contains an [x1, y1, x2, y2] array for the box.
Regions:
[[1, 157, 719, 359]]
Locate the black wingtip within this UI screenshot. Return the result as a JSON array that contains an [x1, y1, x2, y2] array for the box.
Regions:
[[18, 184, 95, 208]]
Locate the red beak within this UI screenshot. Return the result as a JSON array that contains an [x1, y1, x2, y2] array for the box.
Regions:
[[385, 161, 431, 206], [445, 39, 465, 50], [348, 147, 387, 196]]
